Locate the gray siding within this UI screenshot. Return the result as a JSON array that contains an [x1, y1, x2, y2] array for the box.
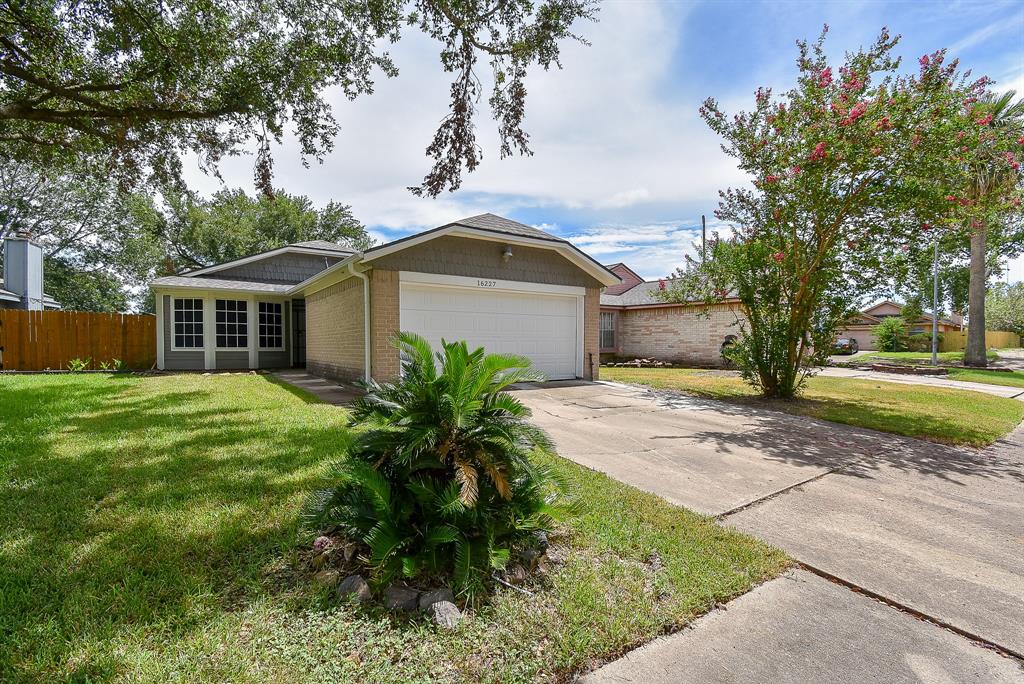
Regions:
[[162, 294, 205, 370], [215, 350, 249, 369], [201, 253, 343, 284], [369, 235, 604, 288]]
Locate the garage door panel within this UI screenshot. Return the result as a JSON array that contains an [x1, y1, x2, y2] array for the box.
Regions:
[[400, 283, 579, 380]]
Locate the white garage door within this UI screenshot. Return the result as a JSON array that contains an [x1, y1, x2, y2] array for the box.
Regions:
[[400, 277, 581, 380]]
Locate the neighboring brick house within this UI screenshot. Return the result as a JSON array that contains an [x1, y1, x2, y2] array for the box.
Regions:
[[151, 214, 619, 382], [599, 264, 745, 366], [837, 300, 964, 351]]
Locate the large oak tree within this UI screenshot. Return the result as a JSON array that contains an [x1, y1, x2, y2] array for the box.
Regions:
[[0, 0, 597, 196]]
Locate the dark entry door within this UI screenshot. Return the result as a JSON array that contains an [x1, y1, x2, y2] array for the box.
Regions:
[[292, 299, 306, 367]]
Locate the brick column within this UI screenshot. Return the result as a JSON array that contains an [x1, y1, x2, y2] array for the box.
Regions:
[[369, 269, 401, 381], [584, 287, 600, 380]]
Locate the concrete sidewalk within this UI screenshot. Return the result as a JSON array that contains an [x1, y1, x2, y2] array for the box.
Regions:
[[582, 570, 1023, 683], [818, 366, 1024, 399], [270, 369, 362, 405]]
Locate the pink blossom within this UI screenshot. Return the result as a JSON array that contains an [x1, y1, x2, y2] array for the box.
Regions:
[[809, 141, 828, 161], [921, 223, 931, 231], [1013, 197, 1022, 207], [945, 195, 957, 202], [791, 165, 802, 175], [919, 54, 930, 68], [956, 131, 967, 140], [842, 74, 864, 91], [818, 67, 833, 88], [840, 101, 868, 126], [764, 174, 781, 184], [772, 252, 785, 263], [970, 219, 983, 229], [1018, 135, 1024, 145], [902, 245, 910, 253], [1004, 151, 1017, 166], [779, 103, 787, 113], [976, 114, 993, 126]]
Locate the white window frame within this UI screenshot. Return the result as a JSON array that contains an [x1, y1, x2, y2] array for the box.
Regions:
[[257, 301, 286, 351], [214, 298, 249, 351], [600, 311, 616, 350], [171, 297, 205, 351]]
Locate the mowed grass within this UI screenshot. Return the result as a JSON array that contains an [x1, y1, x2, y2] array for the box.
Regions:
[[947, 368, 1024, 389], [0, 373, 787, 683], [602, 367, 1024, 447]]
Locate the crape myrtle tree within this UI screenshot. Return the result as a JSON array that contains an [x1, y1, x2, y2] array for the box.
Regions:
[[0, 0, 597, 196], [660, 28, 983, 398]]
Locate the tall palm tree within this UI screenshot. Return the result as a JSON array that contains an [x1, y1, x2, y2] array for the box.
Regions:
[[963, 91, 1024, 367]]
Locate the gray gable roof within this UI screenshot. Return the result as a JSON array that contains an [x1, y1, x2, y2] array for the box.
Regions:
[[290, 240, 356, 253], [448, 213, 565, 242], [150, 275, 293, 294], [601, 279, 674, 306]]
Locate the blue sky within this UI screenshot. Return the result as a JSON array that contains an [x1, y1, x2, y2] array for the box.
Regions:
[[187, 0, 1024, 283]]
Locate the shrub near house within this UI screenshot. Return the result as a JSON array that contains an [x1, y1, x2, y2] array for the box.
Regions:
[[305, 333, 569, 603]]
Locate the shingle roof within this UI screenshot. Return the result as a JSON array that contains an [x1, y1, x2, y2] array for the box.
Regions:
[[290, 240, 356, 253], [600, 279, 736, 307], [150, 275, 293, 294], [600, 280, 675, 306], [449, 213, 565, 242], [0, 278, 59, 305]]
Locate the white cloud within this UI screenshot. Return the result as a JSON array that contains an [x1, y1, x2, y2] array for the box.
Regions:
[[183, 1, 746, 233]]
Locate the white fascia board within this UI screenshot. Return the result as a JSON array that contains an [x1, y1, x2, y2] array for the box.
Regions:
[[362, 226, 619, 287], [184, 246, 352, 277]]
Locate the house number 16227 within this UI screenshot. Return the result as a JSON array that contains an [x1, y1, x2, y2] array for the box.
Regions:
[[477, 280, 497, 288]]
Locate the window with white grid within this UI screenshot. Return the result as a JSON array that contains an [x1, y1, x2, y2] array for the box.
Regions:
[[258, 301, 284, 349], [215, 299, 248, 349], [172, 298, 204, 349]]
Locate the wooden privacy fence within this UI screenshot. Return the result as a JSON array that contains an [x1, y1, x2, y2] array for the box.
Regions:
[[938, 330, 1021, 352], [0, 310, 156, 371]]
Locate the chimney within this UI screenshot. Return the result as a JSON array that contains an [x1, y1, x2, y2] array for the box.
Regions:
[[3, 231, 45, 310]]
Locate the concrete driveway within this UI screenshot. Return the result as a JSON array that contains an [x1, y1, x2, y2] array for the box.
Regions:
[[512, 381, 1024, 681]]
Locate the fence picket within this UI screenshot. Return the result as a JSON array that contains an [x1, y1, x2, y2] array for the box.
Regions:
[[0, 311, 156, 370]]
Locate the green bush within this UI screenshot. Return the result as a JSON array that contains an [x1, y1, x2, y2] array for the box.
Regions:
[[905, 332, 942, 352], [305, 332, 572, 600], [873, 317, 907, 352]]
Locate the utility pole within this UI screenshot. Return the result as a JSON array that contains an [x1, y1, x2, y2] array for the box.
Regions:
[[701, 214, 707, 262], [931, 238, 939, 366]]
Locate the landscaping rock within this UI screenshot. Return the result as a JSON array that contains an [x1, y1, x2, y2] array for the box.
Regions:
[[504, 563, 529, 585], [418, 587, 455, 611], [337, 574, 372, 603], [429, 600, 462, 629], [313, 569, 340, 587], [383, 584, 420, 612]]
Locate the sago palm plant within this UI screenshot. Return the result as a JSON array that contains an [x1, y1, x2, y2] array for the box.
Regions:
[[305, 332, 572, 600]]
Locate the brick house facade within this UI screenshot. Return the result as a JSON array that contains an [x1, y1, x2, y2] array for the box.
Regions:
[[599, 264, 745, 367]]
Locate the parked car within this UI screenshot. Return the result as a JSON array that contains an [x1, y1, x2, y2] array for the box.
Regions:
[[833, 337, 859, 355]]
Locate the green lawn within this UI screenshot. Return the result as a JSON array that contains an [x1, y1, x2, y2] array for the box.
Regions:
[[602, 367, 1024, 447], [865, 350, 999, 363], [947, 368, 1024, 389], [0, 373, 786, 683]]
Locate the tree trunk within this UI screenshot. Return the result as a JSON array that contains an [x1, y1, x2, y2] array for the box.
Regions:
[[965, 226, 988, 368]]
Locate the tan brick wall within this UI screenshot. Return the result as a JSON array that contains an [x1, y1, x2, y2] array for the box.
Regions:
[[584, 287, 600, 380], [618, 302, 746, 366], [369, 269, 401, 382], [305, 277, 365, 382]]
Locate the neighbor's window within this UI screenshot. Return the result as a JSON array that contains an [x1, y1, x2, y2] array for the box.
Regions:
[[173, 298, 204, 349], [215, 299, 248, 348], [258, 301, 284, 349], [600, 312, 616, 349]]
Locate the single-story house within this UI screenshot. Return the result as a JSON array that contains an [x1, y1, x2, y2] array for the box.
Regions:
[[837, 300, 964, 351], [151, 214, 620, 381], [1, 234, 61, 310], [599, 264, 744, 366]]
